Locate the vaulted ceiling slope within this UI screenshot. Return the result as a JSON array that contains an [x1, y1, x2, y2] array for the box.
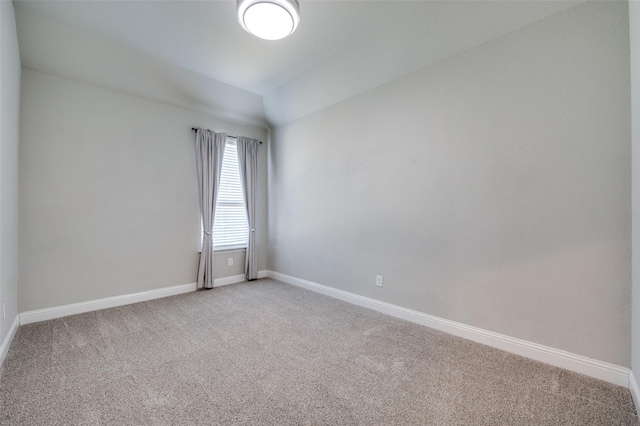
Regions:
[[14, 0, 583, 128]]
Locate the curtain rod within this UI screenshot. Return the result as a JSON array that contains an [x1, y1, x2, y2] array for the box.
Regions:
[[191, 128, 262, 144]]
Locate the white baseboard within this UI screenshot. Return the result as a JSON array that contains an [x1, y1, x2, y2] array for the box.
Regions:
[[630, 371, 640, 413], [19, 270, 268, 325], [214, 270, 268, 287], [0, 315, 20, 367], [20, 282, 197, 325], [267, 270, 630, 387]]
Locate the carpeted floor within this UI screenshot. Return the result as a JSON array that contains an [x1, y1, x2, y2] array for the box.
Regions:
[[0, 278, 637, 425]]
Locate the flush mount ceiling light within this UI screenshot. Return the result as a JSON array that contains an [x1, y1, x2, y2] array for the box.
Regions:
[[237, 0, 300, 41]]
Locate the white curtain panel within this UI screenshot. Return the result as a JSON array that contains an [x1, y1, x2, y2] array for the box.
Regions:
[[195, 129, 227, 289], [236, 137, 259, 280]]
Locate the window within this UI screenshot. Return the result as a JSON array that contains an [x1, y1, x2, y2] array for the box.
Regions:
[[213, 139, 248, 249]]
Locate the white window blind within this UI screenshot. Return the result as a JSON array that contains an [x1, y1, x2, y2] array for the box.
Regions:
[[213, 139, 248, 249]]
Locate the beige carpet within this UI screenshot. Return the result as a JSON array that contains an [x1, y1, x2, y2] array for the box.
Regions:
[[1, 278, 637, 425]]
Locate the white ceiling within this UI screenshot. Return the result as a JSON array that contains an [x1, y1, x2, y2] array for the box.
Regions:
[[13, 0, 583, 127]]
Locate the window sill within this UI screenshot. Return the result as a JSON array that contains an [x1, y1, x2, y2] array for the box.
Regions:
[[215, 246, 247, 254], [198, 246, 247, 254]]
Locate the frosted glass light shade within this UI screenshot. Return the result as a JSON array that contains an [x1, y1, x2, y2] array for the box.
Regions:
[[237, 0, 300, 40]]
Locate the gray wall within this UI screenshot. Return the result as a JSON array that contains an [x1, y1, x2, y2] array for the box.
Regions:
[[0, 0, 21, 342], [631, 0, 640, 389], [269, 1, 631, 366], [19, 70, 268, 312]]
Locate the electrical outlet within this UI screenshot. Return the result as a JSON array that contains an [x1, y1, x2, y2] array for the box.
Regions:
[[376, 275, 383, 287], [228, 258, 234, 267]]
